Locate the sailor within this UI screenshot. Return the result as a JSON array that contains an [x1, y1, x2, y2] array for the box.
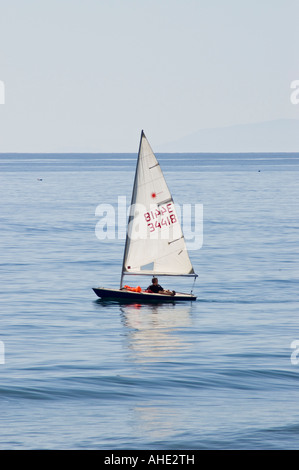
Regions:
[[147, 277, 175, 296]]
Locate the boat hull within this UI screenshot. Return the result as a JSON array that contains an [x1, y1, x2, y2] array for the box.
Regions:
[[92, 287, 197, 302]]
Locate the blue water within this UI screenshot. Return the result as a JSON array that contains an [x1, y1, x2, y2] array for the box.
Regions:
[[1, 152, 299, 449]]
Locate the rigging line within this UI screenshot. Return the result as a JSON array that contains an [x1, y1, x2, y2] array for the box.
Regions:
[[191, 275, 197, 294]]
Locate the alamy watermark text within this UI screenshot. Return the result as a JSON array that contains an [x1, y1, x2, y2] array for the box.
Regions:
[[95, 196, 203, 251], [0, 341, 4, 364], [290, 80, 299, 105], [0, 80, 5, 104]]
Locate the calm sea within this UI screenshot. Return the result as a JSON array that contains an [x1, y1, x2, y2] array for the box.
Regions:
[[1, 152, 299, 450]]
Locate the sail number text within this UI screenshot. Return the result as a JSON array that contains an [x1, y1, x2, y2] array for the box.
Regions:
[[144, 203, 177, 232]]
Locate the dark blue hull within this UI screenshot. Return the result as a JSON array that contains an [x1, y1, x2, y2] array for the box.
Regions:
[[92, 287, 197, 302]]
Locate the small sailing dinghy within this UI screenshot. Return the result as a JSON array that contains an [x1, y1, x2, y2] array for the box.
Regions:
[[93, 131, 197, 302]]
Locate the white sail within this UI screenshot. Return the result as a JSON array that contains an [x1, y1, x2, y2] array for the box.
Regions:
[[121, 131, 195, 284]]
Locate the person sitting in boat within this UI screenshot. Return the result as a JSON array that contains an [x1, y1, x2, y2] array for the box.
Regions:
[[147, 277, 175, 296]]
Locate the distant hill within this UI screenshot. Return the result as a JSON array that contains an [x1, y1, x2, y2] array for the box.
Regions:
[[157, 119, 299, 153]]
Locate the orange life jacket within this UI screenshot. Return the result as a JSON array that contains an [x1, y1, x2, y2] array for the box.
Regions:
[[123, 285, 142, 293]]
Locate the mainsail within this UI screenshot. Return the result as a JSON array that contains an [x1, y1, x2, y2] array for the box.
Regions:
[[120, 131, 196, 287]]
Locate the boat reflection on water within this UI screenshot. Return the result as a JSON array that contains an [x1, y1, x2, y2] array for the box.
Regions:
[[119, 302, 193, 363], [119, 302, 195, 443]]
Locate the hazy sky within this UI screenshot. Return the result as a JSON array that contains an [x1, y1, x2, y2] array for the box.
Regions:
[[0, 0, 298, 152]]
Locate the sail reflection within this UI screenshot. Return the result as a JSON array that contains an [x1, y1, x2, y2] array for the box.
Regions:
[[132, 402, 185, 443], [120, 303, 193, 362]]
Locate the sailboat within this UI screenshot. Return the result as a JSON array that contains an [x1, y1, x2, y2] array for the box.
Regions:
[[93, 131, 197, 302]]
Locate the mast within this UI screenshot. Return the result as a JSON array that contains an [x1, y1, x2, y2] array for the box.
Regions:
[[120, 130, 144, 288]]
